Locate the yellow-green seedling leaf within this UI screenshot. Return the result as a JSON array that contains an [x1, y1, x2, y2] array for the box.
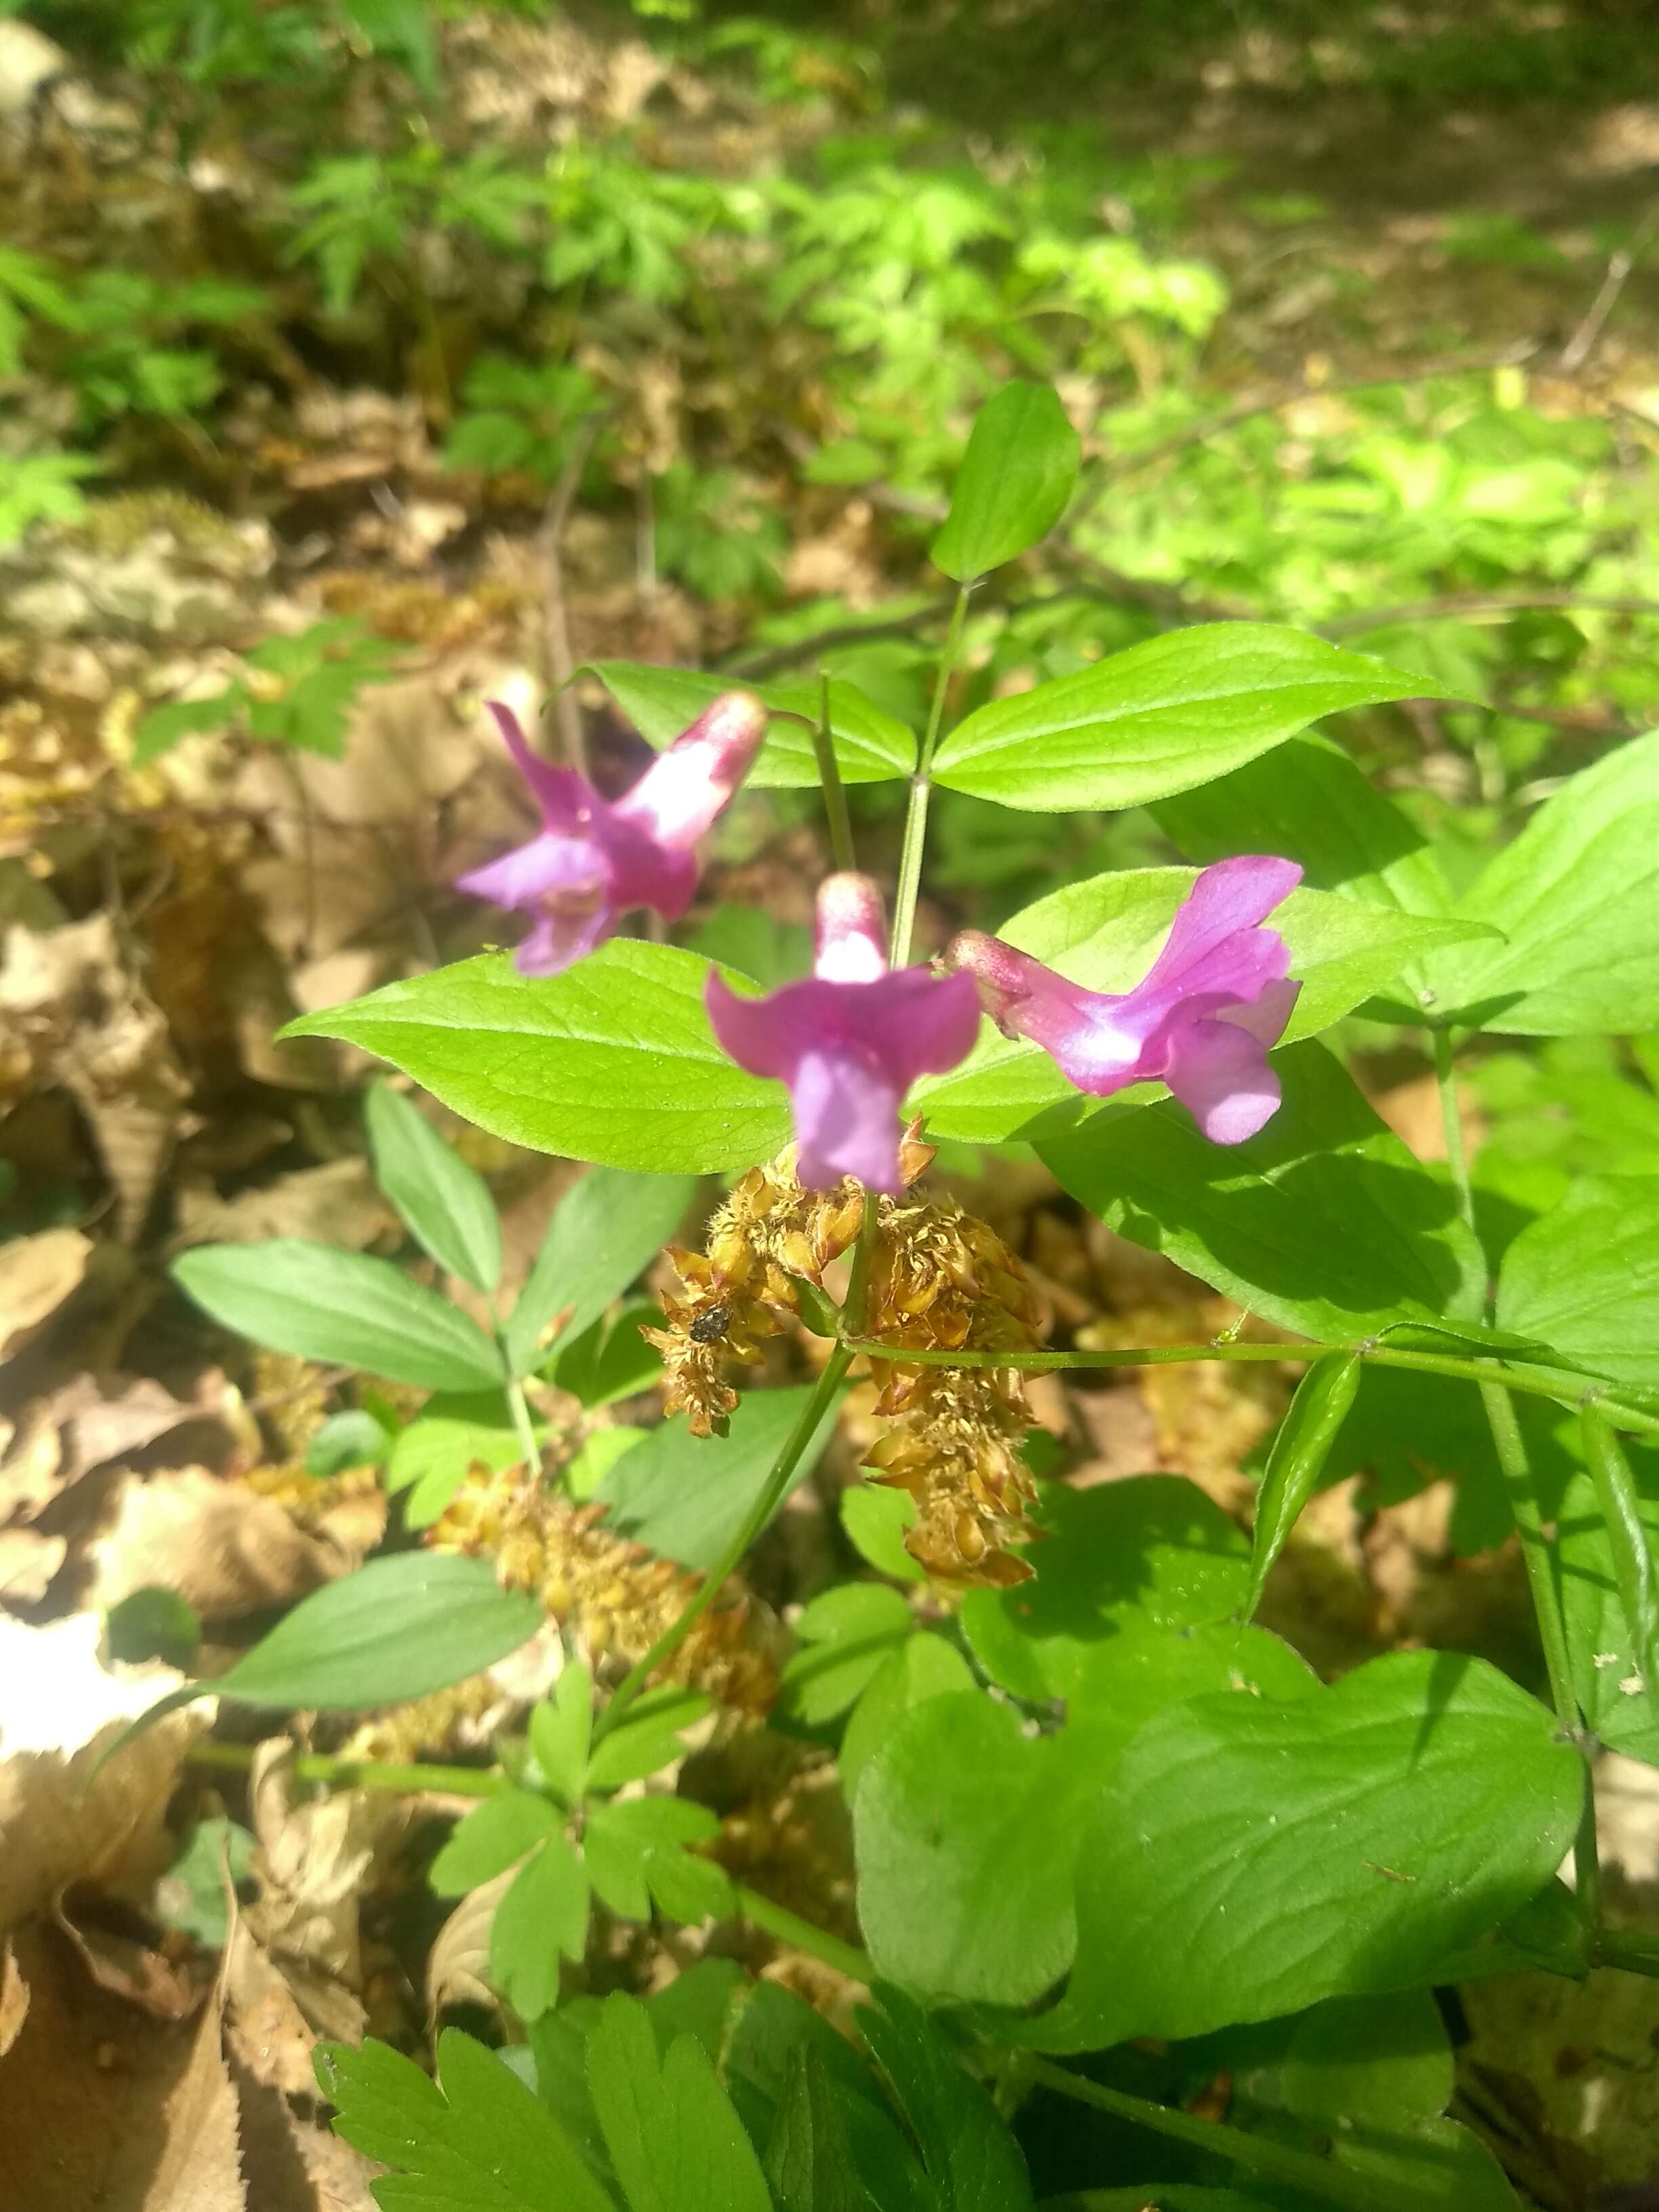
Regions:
[[930, 379, 1080, 583]]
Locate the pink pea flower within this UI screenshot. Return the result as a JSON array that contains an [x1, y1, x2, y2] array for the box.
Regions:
[[457, 691, 769, 977], [947, 855, 1303, 1145], [706, 873, 981, 1195]]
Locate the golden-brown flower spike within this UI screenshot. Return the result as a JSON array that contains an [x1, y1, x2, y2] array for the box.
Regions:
[[428, 1462, 775, 1715]]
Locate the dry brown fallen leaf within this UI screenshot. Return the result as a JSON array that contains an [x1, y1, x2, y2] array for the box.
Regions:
[[139, 1972, 246, 2212], [172, 1156, 395, 1256], [0, 914, 191, 1241], [84, 1464, 357, 1623], [0, 1225, 91, 1362], [0, 1610, 202, 1933], [0, 1940, 27, 2057]]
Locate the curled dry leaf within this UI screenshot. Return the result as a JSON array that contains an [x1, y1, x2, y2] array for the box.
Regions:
[[0, 1610, 202, 1934], [172, 1157, 395, 1256], [0, 1941, 27, 2058], [85, 1465, 359, 1623], [425, 1860, 516, 2026], [0, 914, 191, 1242], [0, 1225, 91, 1364]]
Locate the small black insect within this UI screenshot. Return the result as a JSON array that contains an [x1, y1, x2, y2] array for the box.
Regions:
[[689, 1303, 731, 1345]]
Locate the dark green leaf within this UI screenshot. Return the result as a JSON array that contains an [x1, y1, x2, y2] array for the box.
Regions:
[[1245, 1354, 1361, 1618], [316, 2026, 614, 2212], [764, 2047, 876, 2212], [585, 662, 915, 787], [428, 1788, 562, 1898], [491, 1832, 590, 2020], [172, 1240, 503, 1392], [365, 1080, 503, 1293], [960, 1476, 1252, 1700], [506, 1166, 697, 1379], [930, 380, 1080, 583], [548, 1303, 663, 1409], [931, 626, 1425, 813], [1039, 1043, 1487, 1345], [1582, 1414, 1659, 1718], [305, 1407, 393, 1477], [858, 1987, 1034, 2212], [106, 1585, 200, 1670], [1496, 1175, 1659, 1390], [600, 1383, 844, 1569], [587, 1993, 771, 2212], [155, 1816, 256, 1948], [281, 945, 789, 1176], [1032, 1651, 1582, 2052], [214, 1553, 541, 1711]]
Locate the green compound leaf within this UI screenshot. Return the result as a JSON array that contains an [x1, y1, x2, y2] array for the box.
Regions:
[[317, 2025, 613, 2212], [1434, 728, 1659, 1036], [583, 1797, 732, 1925], [1496, 1174, 1659, 1391], [506, 1166, 696, 1378], [1029, 1650, 1582, 2053], [491, 1832, 591, 2022], [584, 661, 915, 786], [587, 1993, 771, 2212], [214, 1553, 541, 1711], [912, 868, 1494, 1144], [931, 625, 1426, 812], [777, 1583, 915, 1730], [529, 1658, 594, 1806], [857, 1986, 1034, 2212], [428, 1788, 562, 1898], [365, 1080, 502, 1294], [386, 1392, 539, 1530], [1039, 1042, 1488, 1345], [281, 943, 791, 1175], [930, 379, 1080, 583], [172, 1240, 504, 1393]]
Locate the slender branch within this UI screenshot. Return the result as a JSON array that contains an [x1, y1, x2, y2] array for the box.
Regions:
[[1597, 1929, 1659, 1980], [811, 668, 857, 873], [188, 1740, 502, 1799], [594, 1345, 854, 1740], [1559, 207, 1659, 373], [734, 1886, 872, 1982], [1322, 588, 1659, 638], [1024, 2060, 1402, 2212], [728, 595, 955, 680], [889, 580, 970, 968]]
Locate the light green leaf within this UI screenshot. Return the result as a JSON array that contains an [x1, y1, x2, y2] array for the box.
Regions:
[[507, 1166, 696, 1378], [584, 662, 915, 787], [600, 1382, 844, 1569], [839, 1633, 976, 1801], [930, 380, 1080, 583], [583, 1797, 731, 1926], [548, 1302, 663, 1408], [491, 1832, 590, 2019], [131, 688, 242, 766], [586, 1687, 712, 1790], [281, 944, 790, 1176], [386, 1393, 537, 1528], [429, 1788, 562, 1898], [777, 1584, 914, 1729], [588, 1994, 771, 2212], [304, 1407, 392, 1477], [1030, 1650, 1582, 2052], [156, 1817, 257, 1949], [1557, 1465, 1659, 1764], [529, 1658, 594, 1805], [913, 869, 1496, 1143], [1038, 1042, 1488, 1345], [1435, 729, 1659, 1034], [172, 1240, 503, 1392], [214, 1553, 542, 1711], [1496, 1174, 1659, 1389], [365, 1080, 502, 1293], [840, 1484, 922, 1582], [931, 625, 1425, 812], [317, 2026, 614, 2212]]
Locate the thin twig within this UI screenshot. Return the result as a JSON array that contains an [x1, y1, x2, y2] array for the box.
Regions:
[[1559, 208, 1659, 373], [539, 415, 602, 773], [1321, 589, 1659, 636]]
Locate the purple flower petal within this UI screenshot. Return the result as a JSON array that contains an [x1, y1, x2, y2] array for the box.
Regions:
[[485, 701, 593, 833], [455, 831, 607, 912], [612, 691, 769, 849], [515, 901, 617, 978], [790, 1046, 907, 1193], [1164, 1015, 1283, 1145]]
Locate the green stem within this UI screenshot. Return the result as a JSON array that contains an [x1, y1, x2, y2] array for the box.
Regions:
[[811, 669, 857, 874], [734, 1885, 872, 1982], [1597, 1929, 1659, 1979], [1432, 1029, 1597, 1921], [188, 1740, 502, 1799], [889, 579, 970, 968], [1024, 2062, 1402, 2212], [594, 1345, 855, 1740], [490, 1300, 541, 1475], [835, 1334, 1659, 1435]]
